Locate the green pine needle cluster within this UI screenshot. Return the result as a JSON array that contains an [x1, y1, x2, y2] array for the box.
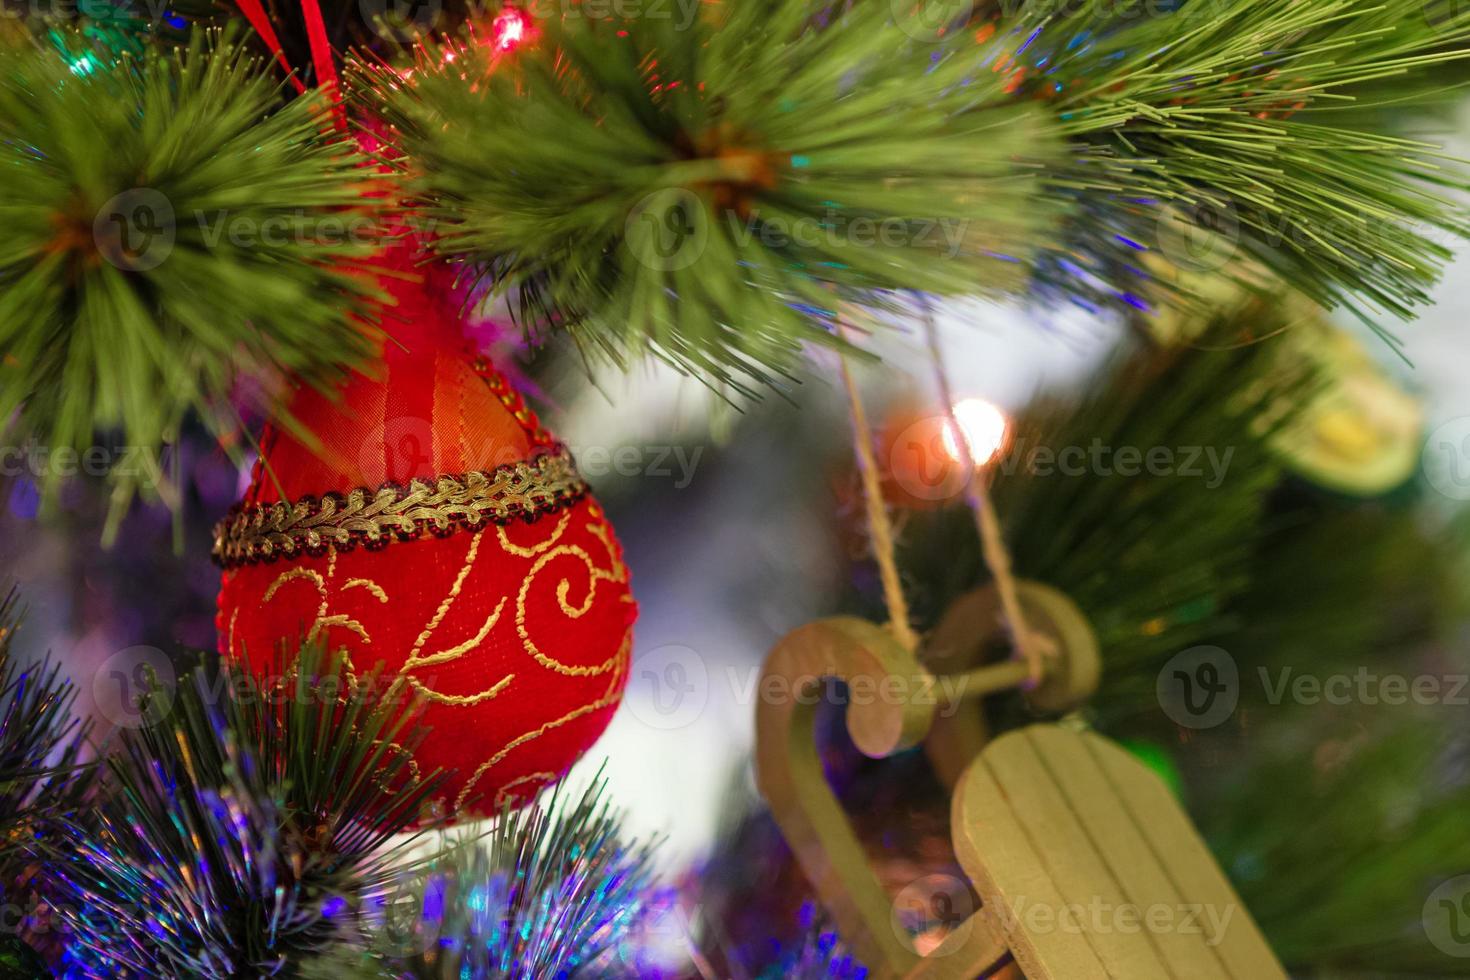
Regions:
[[0, 591, 90, 888], [1204, 717, 1470, 974], [355, 2, 1062, 392], [0, 29, 382, 509], [308, 775, 659, 978], [49, 640, 446, 978], [1230, 506, 1457, 707], [1178, 498, 1464, 972], [6, 0, 1468, 408], [1016, 0, 1470, 324], [996, 341, 1301, 719], [356, 0, 1470, 391]]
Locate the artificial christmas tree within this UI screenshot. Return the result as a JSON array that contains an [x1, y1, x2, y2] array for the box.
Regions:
[[3, 0, 1470, 975]]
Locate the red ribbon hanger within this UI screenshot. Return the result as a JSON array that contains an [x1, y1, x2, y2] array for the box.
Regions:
[[233, 0, 346, 132]]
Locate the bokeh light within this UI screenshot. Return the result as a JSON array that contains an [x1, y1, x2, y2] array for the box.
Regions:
[[939, 398, 1009, 465]]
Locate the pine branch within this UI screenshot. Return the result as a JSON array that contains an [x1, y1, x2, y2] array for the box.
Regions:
[[1203, 717, 1470, 974], [354, 2, 1063, 393], [1231, 505, 1456, 703], [306, 774, 660, 978], [1005, 0, 1470, 325], [0, 28, 384, 514], [0, 590, 90, 891], [48, 640, 446, 978], [358, 0, 1469, 390]]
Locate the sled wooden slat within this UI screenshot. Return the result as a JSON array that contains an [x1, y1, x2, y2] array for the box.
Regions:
[[953, 726, 1288, 980], [954, 757, 1111, 979], [1082, 730, 1287, 980], [1036, 727, 1232, 980]]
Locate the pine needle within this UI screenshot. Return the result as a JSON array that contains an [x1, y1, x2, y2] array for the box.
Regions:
[[1004, 0, 1470, 325], [353, 1, 1064, 391], [305, 773, 660, 978], [0, 590, 91, 888], [0, 28, 384, 512], [48, 639, 447, 978]]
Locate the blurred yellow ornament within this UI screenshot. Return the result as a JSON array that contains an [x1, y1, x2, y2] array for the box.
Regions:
[[1268, 315, 1423, 496], [1143, 262, 1423, 497]]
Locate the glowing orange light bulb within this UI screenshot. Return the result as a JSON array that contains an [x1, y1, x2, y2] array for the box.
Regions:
[[940, 398, 1009, 466]]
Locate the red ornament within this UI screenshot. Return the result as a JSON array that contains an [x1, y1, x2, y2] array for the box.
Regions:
[[213, 246, 636, 817]]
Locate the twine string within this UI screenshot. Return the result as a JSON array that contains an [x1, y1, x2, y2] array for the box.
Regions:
[[920, 304, 1045, 685], [835, 316, 920, 652]]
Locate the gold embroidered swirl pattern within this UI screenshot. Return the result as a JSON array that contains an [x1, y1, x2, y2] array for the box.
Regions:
[[211, 447, 588, 568]]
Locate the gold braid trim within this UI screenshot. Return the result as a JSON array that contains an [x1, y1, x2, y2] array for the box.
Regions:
[[211, 446, 588, 569]]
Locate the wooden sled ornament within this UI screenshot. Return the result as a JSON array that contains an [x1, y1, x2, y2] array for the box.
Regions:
[[954, 725, 1287, 980], [754, 583, 1287, 979], [922, 581, 1100, 791]]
